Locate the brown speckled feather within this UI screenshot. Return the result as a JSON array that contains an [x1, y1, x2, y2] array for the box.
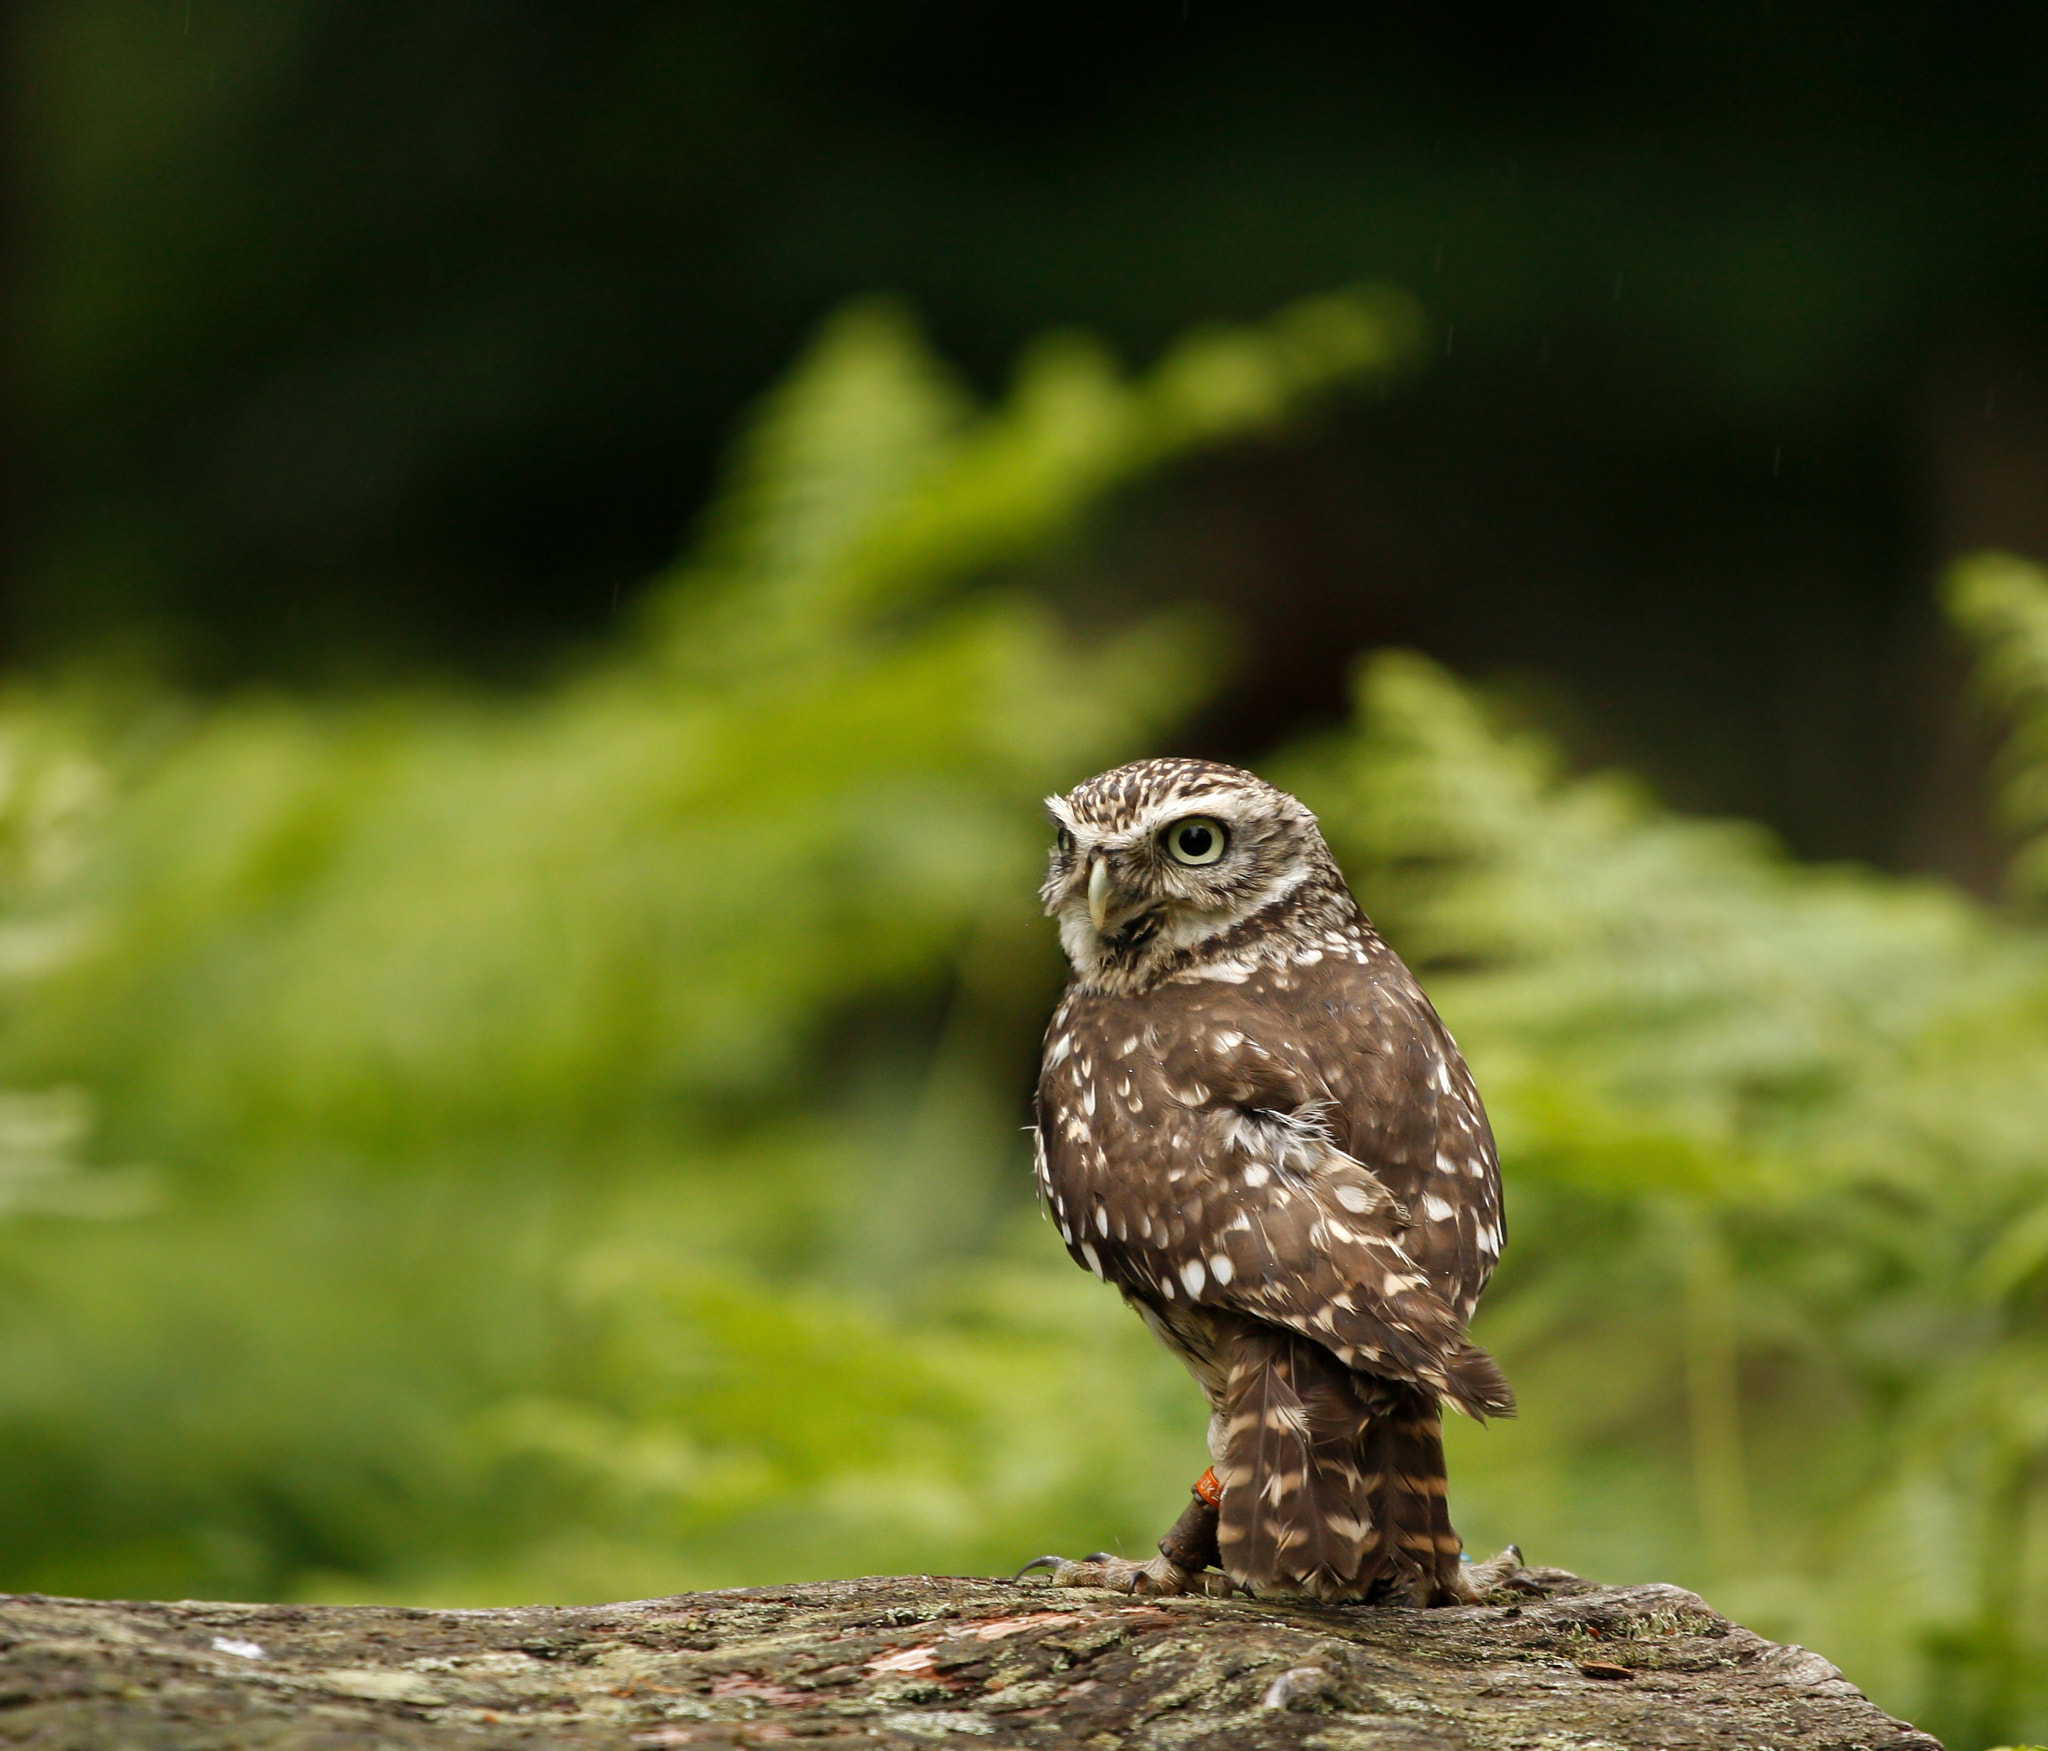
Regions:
[[1215, 1325, 1378, 1598], [1035, 938, 1509, 1417]]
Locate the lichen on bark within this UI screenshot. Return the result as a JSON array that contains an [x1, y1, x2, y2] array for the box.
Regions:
[[0, 1566, 1941, 1748]]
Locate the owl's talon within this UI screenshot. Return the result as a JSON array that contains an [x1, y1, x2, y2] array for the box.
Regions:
[[1452, 1543, 1538, 1603], [1014, 1551, 1213, 1596]]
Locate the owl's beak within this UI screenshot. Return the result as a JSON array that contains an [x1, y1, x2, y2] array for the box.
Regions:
[[1087, 858, 1113, 931]]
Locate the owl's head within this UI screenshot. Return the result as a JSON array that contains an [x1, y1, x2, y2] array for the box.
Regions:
[[1041, 758, 1346, 989]]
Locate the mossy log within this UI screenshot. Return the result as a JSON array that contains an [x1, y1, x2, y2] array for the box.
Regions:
[[0, 1566, 1940, 1749]]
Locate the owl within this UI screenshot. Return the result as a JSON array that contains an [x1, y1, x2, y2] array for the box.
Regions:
[[1019, 758, 1517, 1605]]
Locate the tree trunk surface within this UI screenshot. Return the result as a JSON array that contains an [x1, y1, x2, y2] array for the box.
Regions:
[[0, 1566, 1940, 1749]]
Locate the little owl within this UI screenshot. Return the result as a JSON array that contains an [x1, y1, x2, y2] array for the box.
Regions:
[[1021, 758, 1517, 1604]]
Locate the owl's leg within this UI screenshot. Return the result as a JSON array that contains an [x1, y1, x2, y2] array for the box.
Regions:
[[1014, 1470, 1241, 1597]]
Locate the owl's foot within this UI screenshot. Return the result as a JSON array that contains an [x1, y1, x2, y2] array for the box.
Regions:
[[1014, 1551, 1241, 1597], [1447, 1543, 1542, 1603], [1015, 1471, 1239, 1596]]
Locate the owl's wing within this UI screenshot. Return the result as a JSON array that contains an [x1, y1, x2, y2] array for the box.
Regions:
[[1276, 944, 1505, 1327], [1035, 975, 1511, 1420]]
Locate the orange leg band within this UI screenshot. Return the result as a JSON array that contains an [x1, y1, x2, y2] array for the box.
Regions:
[[1193, 1466, 1223, 1508]]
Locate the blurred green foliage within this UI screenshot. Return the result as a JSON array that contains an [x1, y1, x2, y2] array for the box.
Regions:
[[3, 292, 2048, 1749]]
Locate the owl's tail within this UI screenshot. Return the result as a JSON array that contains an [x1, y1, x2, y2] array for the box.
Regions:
[[1215, 1326, 1469, 1603]]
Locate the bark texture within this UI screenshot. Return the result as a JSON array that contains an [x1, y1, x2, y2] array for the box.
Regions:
[[0, 1566, 1940, 1749]]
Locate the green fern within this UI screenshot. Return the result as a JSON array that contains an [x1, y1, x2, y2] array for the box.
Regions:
[[0, 291, 1412, 1608]]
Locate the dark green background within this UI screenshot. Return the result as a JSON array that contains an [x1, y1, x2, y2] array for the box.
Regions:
[[15, 1, 2047, 867]]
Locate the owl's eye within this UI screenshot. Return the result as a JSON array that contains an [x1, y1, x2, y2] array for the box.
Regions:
[[1055, 826, 1075, 856], [1162, 816, 1228, 866]]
